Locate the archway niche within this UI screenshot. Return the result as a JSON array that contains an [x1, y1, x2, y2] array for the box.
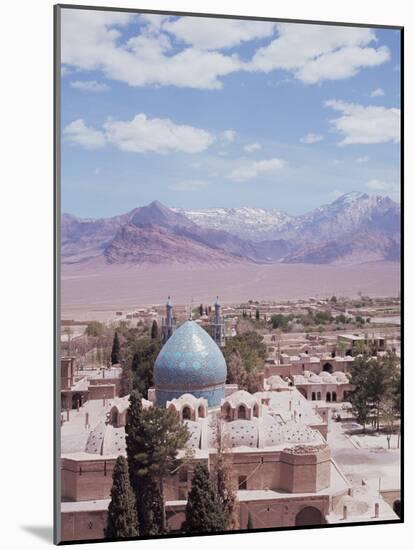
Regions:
[[253, 404, 259, 418], [238, 404, 247, 420], [326, 392, 331, 402], [223, 403, 232, 421], [182, 406, 192, 420], [111, 409, 119, 426], [295, 506, 324, 526], [323, 363, 333, 373], [198, 405, 205, 418]]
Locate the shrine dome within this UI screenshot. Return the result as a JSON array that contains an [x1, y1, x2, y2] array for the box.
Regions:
[[154, 320, 227, 407]]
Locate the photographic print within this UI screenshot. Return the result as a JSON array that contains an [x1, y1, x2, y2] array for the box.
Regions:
[[55, 5, 402, 544]]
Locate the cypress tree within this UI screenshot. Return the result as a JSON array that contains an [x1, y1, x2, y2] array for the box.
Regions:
[[185, 463, 226, 534], [111, 331, 121, 364], [199, 304, 204, 317], [255, 309, 260, 320], [105, 456, 139, 539], [151, 320, 159, 340], [125, 391, 189, 535]]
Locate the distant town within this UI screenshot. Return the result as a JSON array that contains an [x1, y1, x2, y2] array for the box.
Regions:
[[60, 293, 401, 541]]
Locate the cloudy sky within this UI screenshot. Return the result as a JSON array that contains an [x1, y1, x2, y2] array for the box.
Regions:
[[60, 8, 401, 218]]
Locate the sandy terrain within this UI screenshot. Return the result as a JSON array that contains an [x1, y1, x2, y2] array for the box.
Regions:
[[60, 260, 400, 321]]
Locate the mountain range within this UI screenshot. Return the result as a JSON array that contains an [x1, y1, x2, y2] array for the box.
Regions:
[[61, 192, 400, 267]]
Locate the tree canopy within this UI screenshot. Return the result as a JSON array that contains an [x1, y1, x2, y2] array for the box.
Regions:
[[125, 390, 189, 535], [184, 463, 227, 534], [105, 456, 139, 539]]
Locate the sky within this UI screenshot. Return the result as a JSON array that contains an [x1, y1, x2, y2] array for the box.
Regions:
[[60, 8, 401, 218]]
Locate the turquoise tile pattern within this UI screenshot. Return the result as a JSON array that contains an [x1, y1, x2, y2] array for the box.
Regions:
[[154, 321, 227, 407]]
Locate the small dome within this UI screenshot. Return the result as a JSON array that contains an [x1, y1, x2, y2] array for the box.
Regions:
[[85, 422, 126, 456], [225, 420, 258, 448], [154, 321, 227, 406]]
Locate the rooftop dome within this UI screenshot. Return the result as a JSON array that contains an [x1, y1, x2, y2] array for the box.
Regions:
[[154, 320, 227, 407]]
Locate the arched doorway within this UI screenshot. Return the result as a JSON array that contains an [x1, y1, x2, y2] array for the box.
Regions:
[[323, 363, 333, 373], [253, 404, 259, 417], [393, 500, 401, 518], [223, 403, 232, 421], [317, 392, 322, 400], [326, 392, 331, 402], [198, 405, 205, 418], [332, 391, 337, 402], [311, 392, 316, 401], [182, 406, 192, 420], [238, 405, 247, 420], [71, 393, 82, 409], [295, 506, 324, 526], [111, 408, 119, 426]]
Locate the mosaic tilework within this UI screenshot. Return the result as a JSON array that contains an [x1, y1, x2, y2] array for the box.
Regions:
[[154, 321, 227, 406]]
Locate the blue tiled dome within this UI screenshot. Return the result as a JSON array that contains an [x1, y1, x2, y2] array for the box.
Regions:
[[154, 321, 227, 407]]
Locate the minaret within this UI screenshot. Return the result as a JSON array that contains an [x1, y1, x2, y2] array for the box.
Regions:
[[161, 296, 176, 345], [211, 296, 225, 347]]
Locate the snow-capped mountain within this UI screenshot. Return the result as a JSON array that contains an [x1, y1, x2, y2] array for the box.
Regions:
[[61, 192, 400, 266], [174, 207, 293, 241]]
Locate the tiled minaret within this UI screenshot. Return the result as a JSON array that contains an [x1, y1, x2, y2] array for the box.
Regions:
[[161, 296, 176, 345], [211, 296, 225, 347]]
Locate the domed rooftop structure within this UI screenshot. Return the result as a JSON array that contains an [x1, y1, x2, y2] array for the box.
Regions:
[[154, 320, 227, 407]]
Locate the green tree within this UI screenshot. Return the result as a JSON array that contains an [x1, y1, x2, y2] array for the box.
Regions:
[[224, 332, 265, 392], [111, 332, 121, 365], [125, 391, 189, 535], [350, 387, 370, 431], [151, 320, 159, 340], [211, 416, 238, 530], [85, 321, 105, 337], [130, 339, 161, 395], [185, 463, 226, 534], [270, 314, 289, 330], [255, 309, 260, 320], [349, 354, 398, 431], [105, 456, 139, 539]]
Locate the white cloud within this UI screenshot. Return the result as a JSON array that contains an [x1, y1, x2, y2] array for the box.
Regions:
[[370, 87, 385, 97], [244, 143, 261, 153], [356, 155, 369, 163], [296, 46, 389, 84], [63, 119, 106, 149], [228, 158, 285, 181], [325, 100, 400, 145], [64, 114, 214, 154], [300, 132, 324, 144], [70, 80, 110, 92], [222, 129, 237, 142], [366, 179, 399, 197], [104, 114, 215, 153], [61, 12, 390, 90], [250, 24, 390, 84], [163, 18, 276, 50], [169, 180, 210, 191], [61, 10, 241, 90]]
